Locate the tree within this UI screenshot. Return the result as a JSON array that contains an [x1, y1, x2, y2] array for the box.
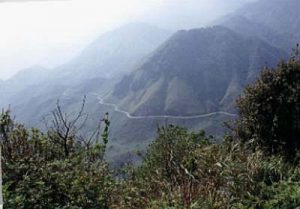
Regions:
[[44, 96, 108, 158], [0, 108, 14, 143], [0, 108, 11, 209], [235, 49, 300, 158]]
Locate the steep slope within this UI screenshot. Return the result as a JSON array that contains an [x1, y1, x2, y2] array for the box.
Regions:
[[217, 0, 300, 51], [108, 26, 286, 116]]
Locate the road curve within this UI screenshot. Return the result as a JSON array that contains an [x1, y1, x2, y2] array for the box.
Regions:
[[93, 94, 238, 120]]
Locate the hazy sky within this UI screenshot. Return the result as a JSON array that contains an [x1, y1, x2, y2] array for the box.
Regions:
[[0, 0, 254, 80]]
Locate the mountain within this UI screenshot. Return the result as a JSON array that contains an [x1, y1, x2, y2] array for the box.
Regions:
[[83, 0, 300, 163], [1, 0, 298, 164], [0, 23, 172, 125], [217, 0, 300, 51], [107, 26, 286, 116], [46, 23, 172, 85]]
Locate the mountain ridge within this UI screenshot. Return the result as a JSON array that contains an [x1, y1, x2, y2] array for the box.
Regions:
[[107, 26, 286, 116]]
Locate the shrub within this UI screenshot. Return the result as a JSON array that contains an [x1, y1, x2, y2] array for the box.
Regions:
[[0, 108, 114, 209], [236, 58, 300, 158]]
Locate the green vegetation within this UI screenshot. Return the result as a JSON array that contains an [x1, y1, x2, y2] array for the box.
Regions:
[[0, 103, 113, 208], [114, 127, 300, 209], [0, 55, 299, 208], [236, 52, 300, 158]]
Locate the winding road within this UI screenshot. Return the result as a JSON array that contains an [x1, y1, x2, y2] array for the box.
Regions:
[[93, 94, 238, 120]]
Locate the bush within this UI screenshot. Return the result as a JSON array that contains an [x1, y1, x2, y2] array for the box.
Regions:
[[113, 124, 300, 209], [236, 58, 300, 158], [0, 109, 114, 209], [113, 126, 276, 208], [2, 109, 300, 208]]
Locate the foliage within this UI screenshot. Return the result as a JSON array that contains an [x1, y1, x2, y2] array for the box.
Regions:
[[2, 110, 300, 208], [112, 126, 212, 208], [233, 181, 300, 209], [112, 126, 300, 209], [0, 107, 113, 209], [113, 126, 255, 208], [235, 57, 300, 158]]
